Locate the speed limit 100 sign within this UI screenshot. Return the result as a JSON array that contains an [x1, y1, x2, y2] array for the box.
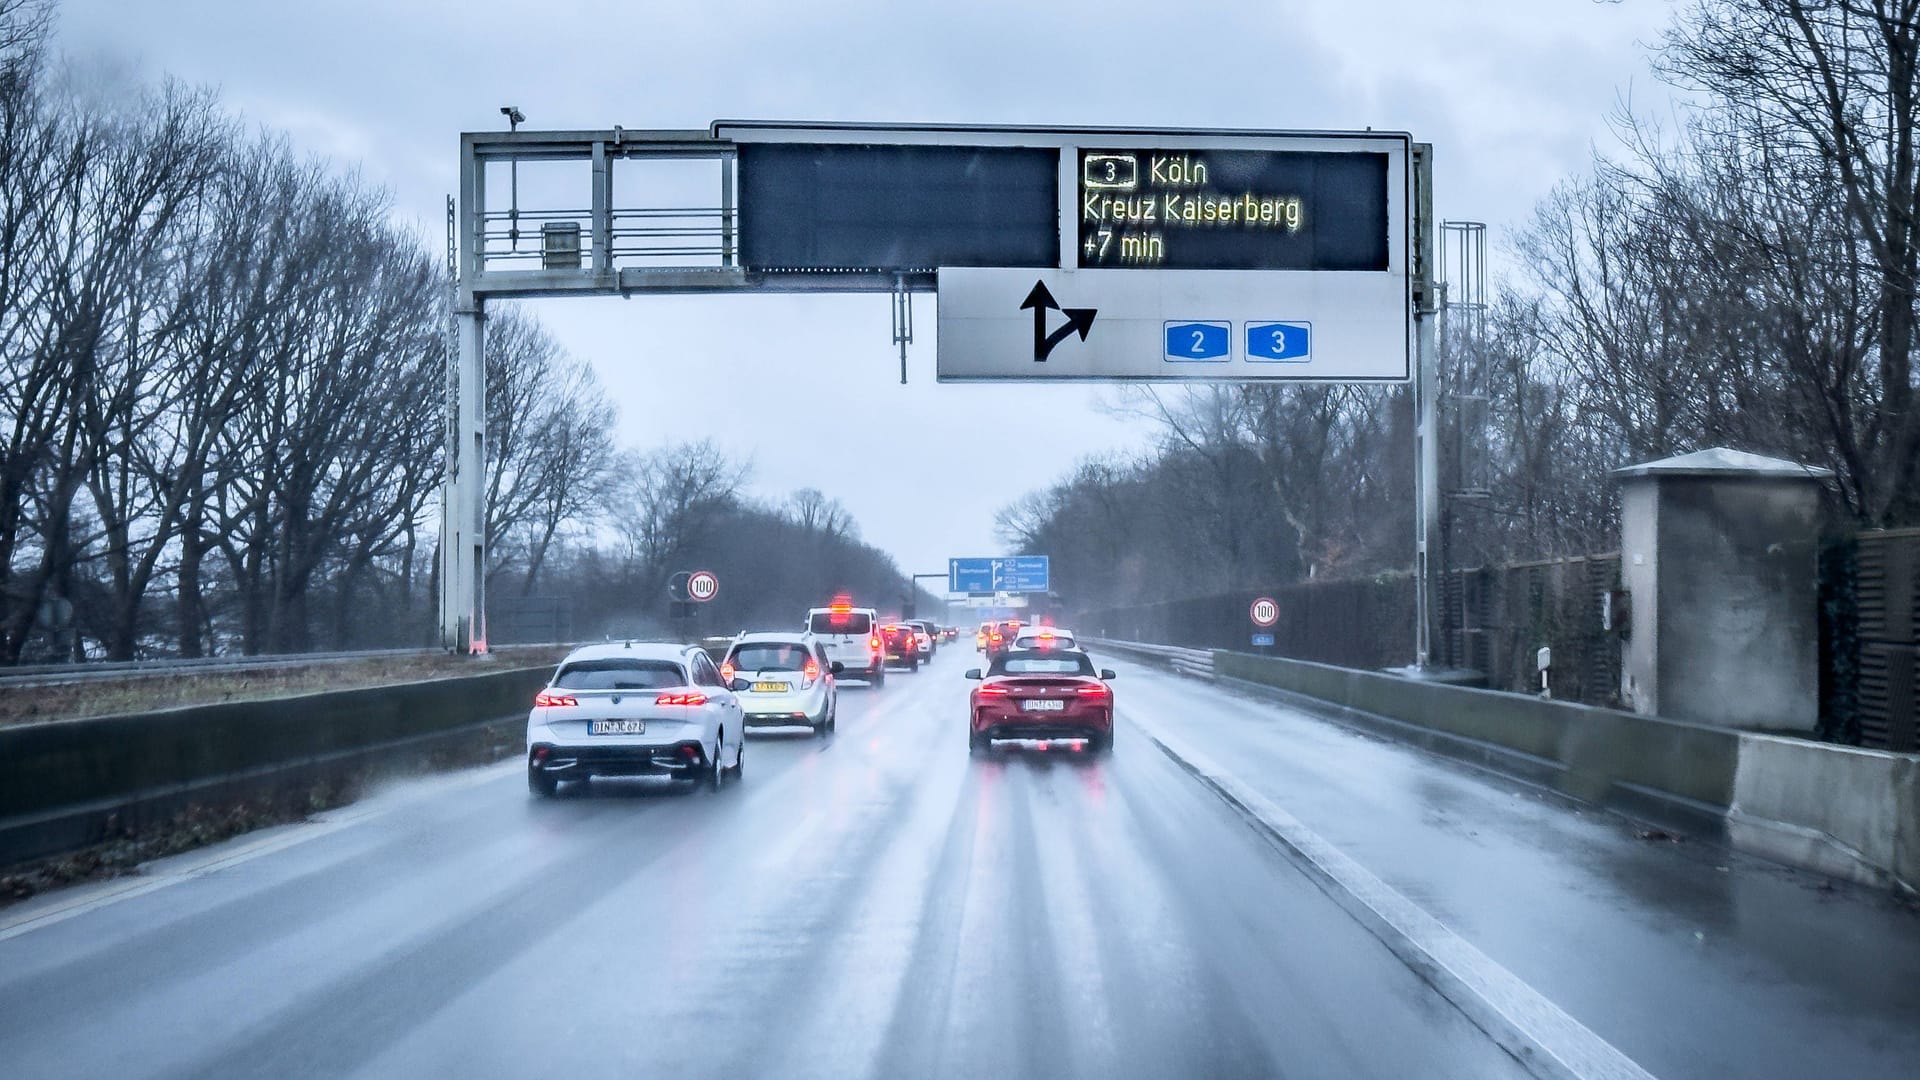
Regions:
[[687, 570, 720, 602], [1249, 597, 1278, 627]]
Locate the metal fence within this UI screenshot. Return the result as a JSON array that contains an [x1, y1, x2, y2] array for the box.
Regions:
[[1075, 554, 1624, 708], [1852, 529, 1920, 751]]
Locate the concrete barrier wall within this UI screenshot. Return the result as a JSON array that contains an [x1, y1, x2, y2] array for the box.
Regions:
[[1199, 650, 1917, 895], [0, 665, 553, 856]]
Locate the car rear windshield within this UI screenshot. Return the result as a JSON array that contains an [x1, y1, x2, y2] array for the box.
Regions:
[[810, 611, 872, 635], [553, 659, 687, 690], [729, 644, 811, 672], [993, 652, 1096, 676]]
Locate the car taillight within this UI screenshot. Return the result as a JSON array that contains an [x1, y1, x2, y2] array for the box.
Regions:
[[870, 636, 881, 650], [719, 663, 735, 683], [978, 685, 1009, 696], [802, 659, 820, 687], [655, 692, 708, 706], [1077, 685, 1111, 697], [534, 691, 578, 707], [990, 634, 1001, 643]]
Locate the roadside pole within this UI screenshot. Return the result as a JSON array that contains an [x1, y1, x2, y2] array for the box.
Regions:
[[1412, 144, 1441, 670]]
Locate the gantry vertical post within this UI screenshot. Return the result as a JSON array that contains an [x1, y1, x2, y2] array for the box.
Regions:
[[443, 136, 490, 653], [1412, 144, 1440, 670]]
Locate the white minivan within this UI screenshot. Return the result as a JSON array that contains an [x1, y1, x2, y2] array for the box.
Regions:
[[804, 601, 885, 686]]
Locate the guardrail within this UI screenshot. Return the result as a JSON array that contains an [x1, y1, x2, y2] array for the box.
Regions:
[[0, 647, 439, 687], [0, 644, 575, 689], [1087, 639, 1215, 680]]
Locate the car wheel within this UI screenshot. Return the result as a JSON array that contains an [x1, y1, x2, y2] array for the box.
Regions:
[[708, 737, 727, 791], [730, 737, 745, 779], [909, 657, 920, 672], [528, 765, 558, 798], [1090, 731, 1114, 754], [969, 730, 991, 756], [873, 668, 886, 688], [826, 701, 838, 731]]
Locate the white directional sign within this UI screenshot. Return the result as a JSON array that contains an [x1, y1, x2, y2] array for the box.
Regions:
[[938, 267, 1406, 381], [687, 570, 720, 602]]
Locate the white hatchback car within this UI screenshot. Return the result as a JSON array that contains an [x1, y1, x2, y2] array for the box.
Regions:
[[722, 632, 839, 736], [526, 642, 746, 796]]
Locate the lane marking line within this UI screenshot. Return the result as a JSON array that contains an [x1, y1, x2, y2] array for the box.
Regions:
[[0, 761, 519, 943], [1128, 712, 1657, 1080]]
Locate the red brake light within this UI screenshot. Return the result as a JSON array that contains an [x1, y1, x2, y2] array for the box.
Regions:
[[869, 636, 881, 650], [534, 691, 578, 708], [977, 685, 1009, 696], [719, 663, 736, 683], [655, 692, 708, 706], [804, 659, 820, 680], [1077, 685, 1111, 697]]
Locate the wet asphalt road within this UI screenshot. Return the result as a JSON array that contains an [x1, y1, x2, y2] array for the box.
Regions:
[[1, 651, 1915, 1079]]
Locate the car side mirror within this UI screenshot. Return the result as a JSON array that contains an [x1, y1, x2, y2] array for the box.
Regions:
[[730, 678, 750, 692], [1100, 669, 1117, 680], [829, 661, 844, 675], [964, 668, 983, 680]]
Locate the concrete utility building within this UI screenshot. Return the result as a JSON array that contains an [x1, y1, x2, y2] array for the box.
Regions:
[[1614, 448, 1832, 733]]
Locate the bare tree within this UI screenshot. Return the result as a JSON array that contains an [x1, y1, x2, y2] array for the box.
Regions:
[[786, 488, 857, 541], [481, 305, 617, 596], [1660, 0, 1920, 522]]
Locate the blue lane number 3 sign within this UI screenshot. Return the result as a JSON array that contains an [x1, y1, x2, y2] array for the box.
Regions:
[[1247, 321, 1311, 362]]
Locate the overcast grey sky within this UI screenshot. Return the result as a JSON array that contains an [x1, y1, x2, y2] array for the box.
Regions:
[[56, 0, 1674, 580]]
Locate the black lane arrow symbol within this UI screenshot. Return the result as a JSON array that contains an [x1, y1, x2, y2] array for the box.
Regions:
[[1020, 280, 1097, 362]]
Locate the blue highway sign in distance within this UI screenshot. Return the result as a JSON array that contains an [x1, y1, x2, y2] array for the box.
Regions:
[[1165, 321, 1230, 362], [1247, 321, 1311, 362], [949, 556, 1051, 594], [1251, 632, 1276, 647]]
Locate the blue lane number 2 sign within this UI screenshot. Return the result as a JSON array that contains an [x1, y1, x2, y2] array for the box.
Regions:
[[1164, 321, 1230, 362]]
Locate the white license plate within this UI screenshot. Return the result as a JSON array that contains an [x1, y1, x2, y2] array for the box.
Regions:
[[589, 719, 646, 735], [1020, 699, 1066, 712]]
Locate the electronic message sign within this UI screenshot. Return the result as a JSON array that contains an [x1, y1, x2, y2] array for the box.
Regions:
[[737, 143, 1058, 271], [1077, 149, 1389, 272]]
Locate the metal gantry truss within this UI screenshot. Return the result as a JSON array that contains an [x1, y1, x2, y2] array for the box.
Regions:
[[443, 126, 1439, 666], [441, 127, 936, 651]]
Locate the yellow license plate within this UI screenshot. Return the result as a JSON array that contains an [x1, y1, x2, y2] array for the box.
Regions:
[[752, 681, 790, 693]]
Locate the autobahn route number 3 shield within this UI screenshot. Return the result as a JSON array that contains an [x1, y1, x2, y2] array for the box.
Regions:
[[1250, 597, 1278, 627], [688, 570, 720, 602]]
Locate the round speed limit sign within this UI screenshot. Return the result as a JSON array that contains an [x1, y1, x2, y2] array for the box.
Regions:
[[1249, 597, 1279, 627], [687, 570, 720, 602]]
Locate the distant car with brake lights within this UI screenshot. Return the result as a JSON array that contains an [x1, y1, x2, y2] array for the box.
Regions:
[[909, 620, 937, 659], [966, 648, 1116, 754], [527, 642, 747, 796], [879, 622, 922, 670], [806, 598, 885, 687], [723, 632, 840, 736], [983, 618, 1025, 659]]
